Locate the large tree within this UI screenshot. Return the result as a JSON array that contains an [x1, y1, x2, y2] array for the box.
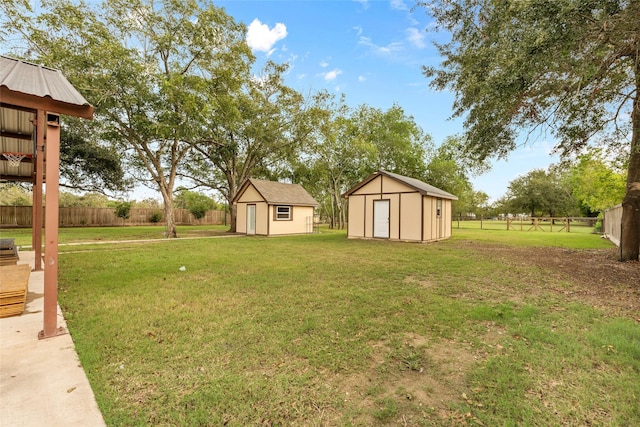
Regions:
[[421, 0, 640, 261], [2, 0, 251, 238], [504, 168, 577, 218], [294, 96, 432, 229], [59, 121, 130, 195], [183, 61, 314, 232], [568, 149, 627, 215]]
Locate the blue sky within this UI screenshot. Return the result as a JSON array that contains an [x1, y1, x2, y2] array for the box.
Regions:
[[216, 0, 561, 202]]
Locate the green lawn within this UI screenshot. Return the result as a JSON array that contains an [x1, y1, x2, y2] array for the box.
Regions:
[[0, 224, 230, 248], [38, 227, 640, 425]]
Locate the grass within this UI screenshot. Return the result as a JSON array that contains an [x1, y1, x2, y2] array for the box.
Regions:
[[0, 224, 230, 248], [22, 225, 639, 425], [450, 226, 613, 249]]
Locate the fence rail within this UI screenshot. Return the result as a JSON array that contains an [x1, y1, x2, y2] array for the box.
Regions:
[[603, 204, 622, 246], [0, 206, 230, 228], [454, 216, 598, 232]]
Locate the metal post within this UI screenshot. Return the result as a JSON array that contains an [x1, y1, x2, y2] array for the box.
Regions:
[[40, 113, 65, 339], [32, 112, 44, 271]]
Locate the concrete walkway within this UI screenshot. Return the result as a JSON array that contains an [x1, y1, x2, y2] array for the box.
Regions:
[[0, 251, 105, 426]]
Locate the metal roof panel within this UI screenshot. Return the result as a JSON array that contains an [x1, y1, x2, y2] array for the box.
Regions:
[[0, 56, 91, 107]]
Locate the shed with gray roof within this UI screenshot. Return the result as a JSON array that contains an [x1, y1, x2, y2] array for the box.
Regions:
[[232, 178, 319, 236], [342, 170, 457, 242]]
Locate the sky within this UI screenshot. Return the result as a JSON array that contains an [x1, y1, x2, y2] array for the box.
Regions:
[[210, 0, 561, 203]]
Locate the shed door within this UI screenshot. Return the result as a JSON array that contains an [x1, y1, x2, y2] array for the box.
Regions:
[[373, 200, 390, 238], [246, 204, 256, 235]]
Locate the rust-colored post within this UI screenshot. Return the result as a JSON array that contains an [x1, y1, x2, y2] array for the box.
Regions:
[[32, 111, 45, 271], [40, 113, 64, 339]]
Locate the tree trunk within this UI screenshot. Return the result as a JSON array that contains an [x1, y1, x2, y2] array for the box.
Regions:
[[329, 193, 335, 229], [229, 202, 237, 233], [163, 196, 177, 238], [620, 76, 640, 261]]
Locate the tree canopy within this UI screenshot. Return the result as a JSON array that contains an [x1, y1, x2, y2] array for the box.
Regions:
[[2, 0, 252, 238], [293, 95, 432, 229], [421, 0, 640, 260], [503, 168, 577, 218], [183, 61, 313, 231], [568, 149, 627, 214]]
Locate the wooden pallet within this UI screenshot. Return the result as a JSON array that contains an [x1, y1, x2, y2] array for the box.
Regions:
[[0, 238, 18, 266], [0, 263, 30, 318]]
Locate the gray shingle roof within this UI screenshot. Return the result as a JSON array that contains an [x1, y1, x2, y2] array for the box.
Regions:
[[236, 178, 319, 206], [343, 170, 458, 200], [0, 55, 91, 108]]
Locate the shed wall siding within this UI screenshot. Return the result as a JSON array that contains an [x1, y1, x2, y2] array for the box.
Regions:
[[443, 199, 452, 238], [236, 203, 247, 233], [420, 197, 454, 241], [255, 202, 269, 235], [423, 197, 435, 241], [268, 206, 315, 235], [347, 195, 366, 238], [400, 193, 422, 241]]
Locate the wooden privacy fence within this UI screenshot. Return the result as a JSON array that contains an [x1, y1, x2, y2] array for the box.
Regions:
[[603, 204, 622, 246], [0, 206, 230, 228]]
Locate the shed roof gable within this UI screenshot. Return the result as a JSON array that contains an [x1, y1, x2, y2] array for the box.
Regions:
[[233, 178, 319, 206], [342, 170, 458, 200]]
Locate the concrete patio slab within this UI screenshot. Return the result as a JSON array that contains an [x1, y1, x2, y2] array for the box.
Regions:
[[0, 251, 105, 426]]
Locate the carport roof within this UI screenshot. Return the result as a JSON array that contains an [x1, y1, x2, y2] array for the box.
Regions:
[[1, 55, 94, 182], [0, 55, 93, 116]]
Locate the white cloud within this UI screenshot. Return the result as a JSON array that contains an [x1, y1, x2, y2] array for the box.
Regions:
[[390, 0, 408, 10], [358, 75, 366, 82], [354, 0, 369, 9], [322, 69, 342, 81], [246, 18, 287, 53], [406, 27, 426, 49], [320, 60, 329, 68], [358, 36, 403, 55]]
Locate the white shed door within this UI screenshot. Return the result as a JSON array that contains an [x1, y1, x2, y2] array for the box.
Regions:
[[373, 200, 390, 238], [246, 205, 256, 235]]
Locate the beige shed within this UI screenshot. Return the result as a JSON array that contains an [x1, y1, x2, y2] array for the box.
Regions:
[[342, 170, 458, 242], [233, 178, 319, 236]]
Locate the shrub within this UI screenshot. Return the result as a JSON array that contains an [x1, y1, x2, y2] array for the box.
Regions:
[[149, 211, 163, 223], [114, 201, 132, 221]]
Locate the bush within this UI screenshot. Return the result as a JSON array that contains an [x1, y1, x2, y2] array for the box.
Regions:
[[594, 218, 602, 233], [174, 189, 213, 220], [114, 201, 132, 220], [149, 211, 163, 223]]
